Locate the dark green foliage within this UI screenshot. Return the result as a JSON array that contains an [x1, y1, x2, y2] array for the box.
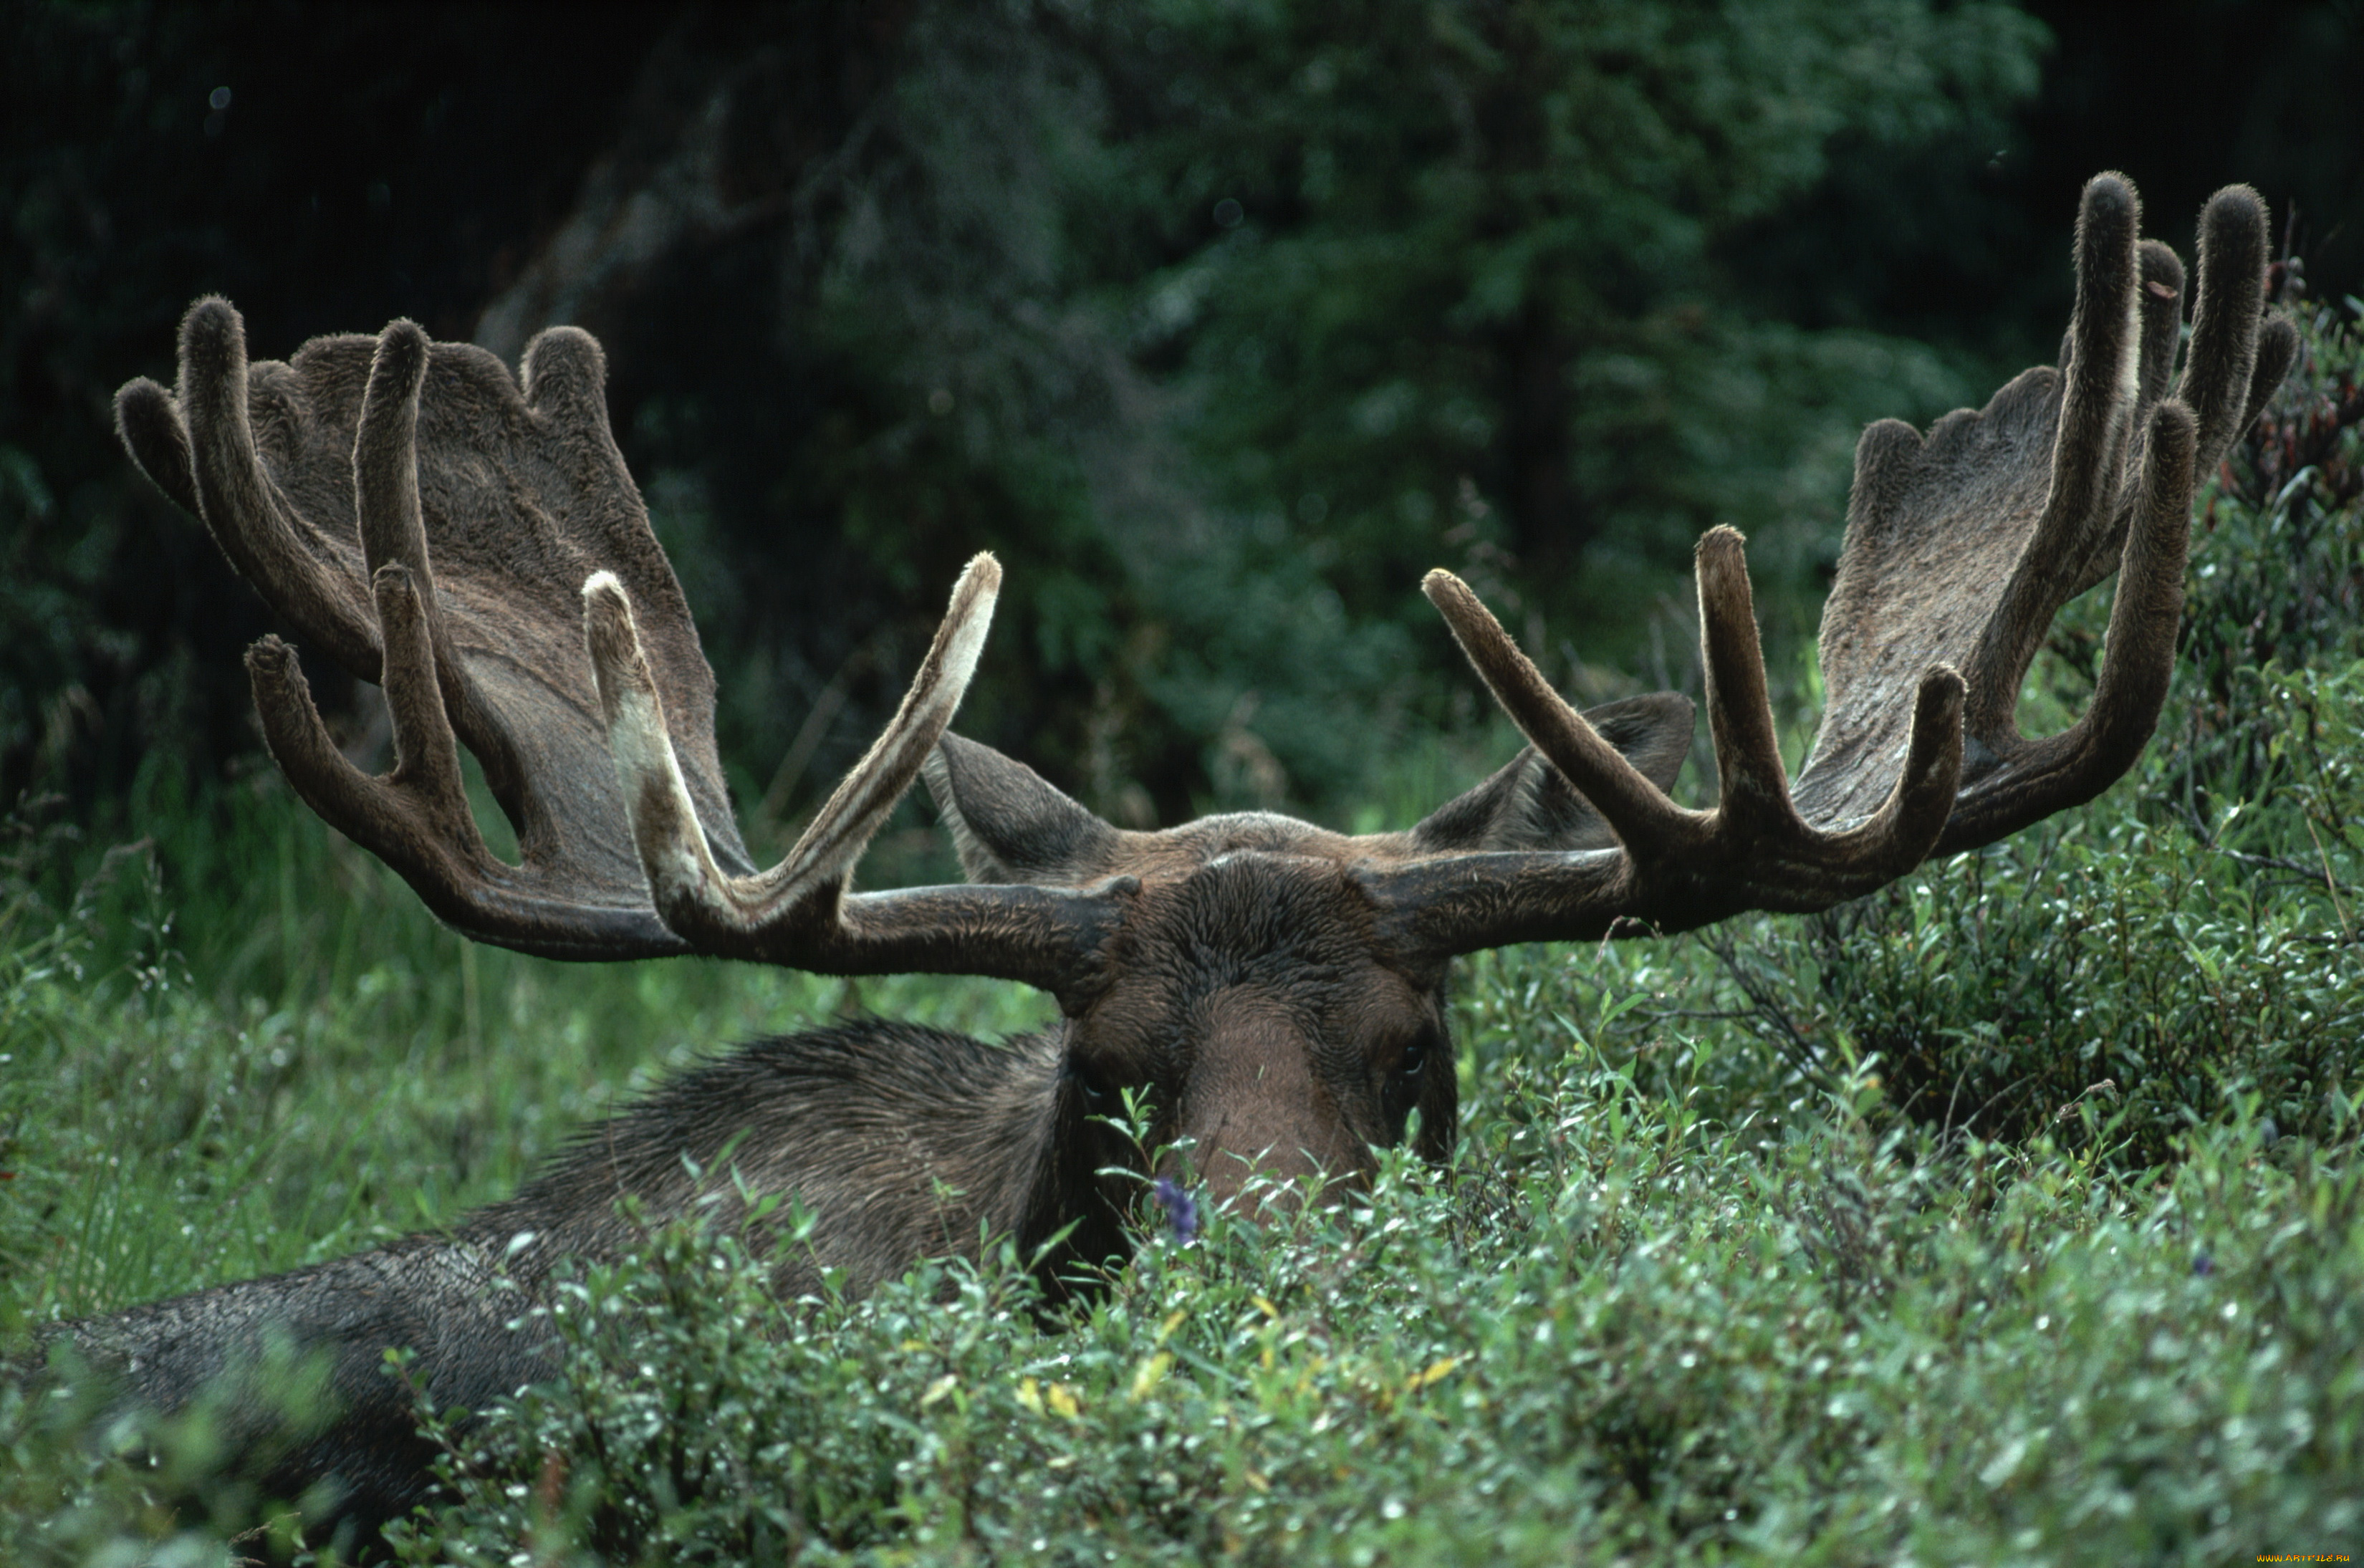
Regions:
[[1781, 815, 2355, 1163], [2173, 291, 2364, 814], [7, 770, 2364, 1561], [594, 0, 2055, 826], [0, 0, 2060, 825], [372, 1094, 2363, 1567], [0, 769, 1050, 1339], [1118, 0, 2040, 585], [20, 1057, 2354, 1564], [12, 2, 2364, 825]]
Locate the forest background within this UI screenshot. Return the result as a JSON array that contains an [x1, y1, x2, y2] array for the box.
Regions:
[[6, 0, 2360, 849]]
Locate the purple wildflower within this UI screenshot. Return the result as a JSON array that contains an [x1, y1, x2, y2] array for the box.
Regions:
[[2193, 1250, 2214, 1276], [1153, 1175, 1200, 1244]]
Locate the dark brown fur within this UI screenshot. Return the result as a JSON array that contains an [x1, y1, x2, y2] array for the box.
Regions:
[[34, 1017, 1119, 1544]]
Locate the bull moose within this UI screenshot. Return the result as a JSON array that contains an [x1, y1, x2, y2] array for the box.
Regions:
[[23, 173, 2295, 1547]]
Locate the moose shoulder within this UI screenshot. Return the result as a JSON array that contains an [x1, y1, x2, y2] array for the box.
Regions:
[[28, 173, 2295, 1551]]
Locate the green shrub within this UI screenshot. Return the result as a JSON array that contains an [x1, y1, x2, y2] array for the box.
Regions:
[[363, 1072, 2364, 1564], [6, 872, 2363, 1564]]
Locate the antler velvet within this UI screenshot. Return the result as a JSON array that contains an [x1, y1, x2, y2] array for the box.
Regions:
[[116, 172, 2296, 988], [114, 300, 1125, 995], [117, 302, 749, 957], [1376, 173, 2295, 958]]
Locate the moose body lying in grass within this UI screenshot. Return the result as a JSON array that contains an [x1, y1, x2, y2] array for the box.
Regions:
[[18, 174, 2295, 1551]]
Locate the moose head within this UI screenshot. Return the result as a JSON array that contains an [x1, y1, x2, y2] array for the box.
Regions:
[[49, 169, 2295, 1545]]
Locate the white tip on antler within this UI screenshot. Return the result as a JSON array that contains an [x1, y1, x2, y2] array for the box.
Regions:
[[582, 571, 725, 914], [767, 552, 1000, 895]]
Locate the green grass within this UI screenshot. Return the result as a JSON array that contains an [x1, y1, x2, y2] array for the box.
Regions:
[[0, 770, 1054, 1331]]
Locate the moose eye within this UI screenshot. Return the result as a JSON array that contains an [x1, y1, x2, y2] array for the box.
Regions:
[[1393, 1037, 1428, 1080], [1382, 1033, 1434, 1125], [1069, 1059, 1115, 1109]]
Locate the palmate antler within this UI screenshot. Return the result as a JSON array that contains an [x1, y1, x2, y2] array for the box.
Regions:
[[119, 173, 2295, 992], [117, 302, 1119, 992], [1374, 174, 2297, 956], [117, 305, 742, 958]]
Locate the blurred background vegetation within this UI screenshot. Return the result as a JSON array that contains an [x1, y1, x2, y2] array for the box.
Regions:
[[6, 0, 2360, 850]]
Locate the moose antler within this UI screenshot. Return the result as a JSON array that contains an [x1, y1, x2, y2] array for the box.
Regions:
[[116, 301, 748, 958], [116, 301, 1122, 993], [1378, 174, 2297, 954], [118, 173, 2295, 991]]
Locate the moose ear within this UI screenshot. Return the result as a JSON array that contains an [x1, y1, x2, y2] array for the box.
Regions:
[[923, 733, 1124, 885], [1408, 691, 1696, 854]]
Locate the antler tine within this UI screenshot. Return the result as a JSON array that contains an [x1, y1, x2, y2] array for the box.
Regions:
[[338, 327, 476, 830], [353, 322, 433, 582], [2181, 186, 2269, 472], [588, 554, 1017, 963], [246, 560, 478, 881], [520, 327, 628, 475], [2133, 240, 2186, 418], [242, 324, 484, 871], [1694, 526, 1800, 831], [1694, 524, 1968, 881], [347, 316, 553, 833], [2246, 317, 2300, 431], [2087, 402, 2200, 749], [181, 299, 380, 678], [771, 557, 998, 893], [1963, 174, 2145, 739], [2176, 185, 2299, 447], [582, 573, 718, 918], [2158, 188, 2292, 602], [2047, 173, 2143, 539], [1421, 569, 1692, 849], [186, 312, 490, 868], [1938, 395, 2196, 852], [1819, 663, 1967, 880], [350, 326, 475, 728], [115, 377, 199, 517]]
